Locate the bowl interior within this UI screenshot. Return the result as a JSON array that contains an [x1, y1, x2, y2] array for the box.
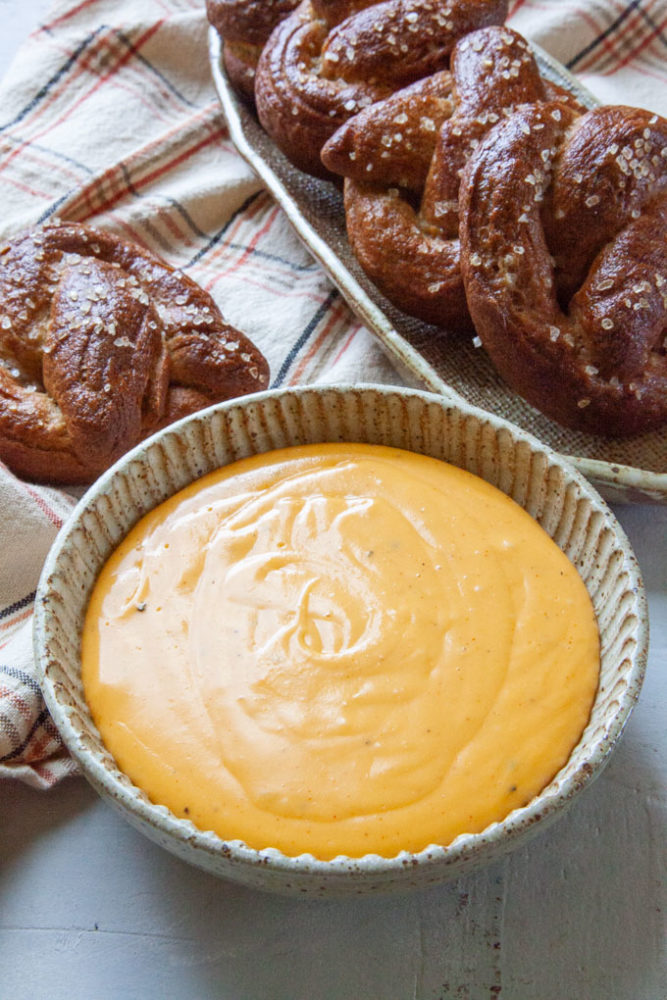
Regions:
[[34, 385, 648, 896]]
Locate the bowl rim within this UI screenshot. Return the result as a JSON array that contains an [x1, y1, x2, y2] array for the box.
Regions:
[[33, 383, 649, 883]]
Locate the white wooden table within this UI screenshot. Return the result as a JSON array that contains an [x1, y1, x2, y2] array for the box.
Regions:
[[1, 4, 665, 997]]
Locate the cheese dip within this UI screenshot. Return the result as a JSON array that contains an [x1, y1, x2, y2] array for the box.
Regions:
[[81, 443, 599, 859]]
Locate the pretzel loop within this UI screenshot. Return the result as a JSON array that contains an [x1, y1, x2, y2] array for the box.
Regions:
[[207, 0, 301, 101], [255, 0, 509, 177], [322, 26, 576, 328], [460, 103, 667, 436]]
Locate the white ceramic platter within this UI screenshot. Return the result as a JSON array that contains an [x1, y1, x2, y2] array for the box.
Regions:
[[208, 28, 666, 504]]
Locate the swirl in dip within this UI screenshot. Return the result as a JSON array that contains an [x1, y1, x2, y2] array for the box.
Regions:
[[81, 443, 599, 859]]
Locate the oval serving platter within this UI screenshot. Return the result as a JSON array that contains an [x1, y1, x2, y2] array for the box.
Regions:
[[208, 28, 666, 504]]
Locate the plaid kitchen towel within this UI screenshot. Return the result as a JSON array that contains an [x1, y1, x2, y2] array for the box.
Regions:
[[1, 0, 665, 786]]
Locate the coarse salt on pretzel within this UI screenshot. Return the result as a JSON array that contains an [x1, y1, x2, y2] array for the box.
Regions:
[[322, 26, 583, 328], [0, 221, 270, 484], [255, 0, 509, 179], [459, 103, 667, 437]]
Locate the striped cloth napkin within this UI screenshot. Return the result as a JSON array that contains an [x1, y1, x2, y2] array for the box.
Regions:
[[1, 0, 665, 788]]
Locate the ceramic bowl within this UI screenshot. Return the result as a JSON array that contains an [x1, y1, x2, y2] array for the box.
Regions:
[[34, 385, 648, 896]]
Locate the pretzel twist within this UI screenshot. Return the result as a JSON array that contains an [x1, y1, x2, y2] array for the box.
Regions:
[[255, 0, 509, 178], [459, 103, 667, 437], [0, 222, 270, 483], [207, 0, 300, 101], [322, 26, 582, 327]]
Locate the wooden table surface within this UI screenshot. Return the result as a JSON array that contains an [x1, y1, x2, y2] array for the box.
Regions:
[[0, 3, 665, 998]]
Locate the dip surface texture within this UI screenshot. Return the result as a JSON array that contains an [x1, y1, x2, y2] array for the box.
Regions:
[[81, 443, 600, 859]]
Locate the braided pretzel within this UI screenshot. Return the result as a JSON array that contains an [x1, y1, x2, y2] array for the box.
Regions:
[[321, 26, 583, 328], [207, 0, 300, 102], [459, 103, 667, 437], [255, 0, 509, 178], [0, 222, 270, 484]]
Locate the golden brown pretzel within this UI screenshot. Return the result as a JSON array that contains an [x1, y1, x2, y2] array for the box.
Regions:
[[459, 103, 667, 437], [207, 0, 300, 102], [0, 222, 270, 484], [321, 26, 582, 328], [255, 0, 510, 178]]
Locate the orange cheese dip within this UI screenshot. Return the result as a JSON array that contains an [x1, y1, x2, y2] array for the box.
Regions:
[[81, 443, 599, 859]]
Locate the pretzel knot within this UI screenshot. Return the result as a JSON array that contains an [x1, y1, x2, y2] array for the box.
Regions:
[[460, 103, 667, 437], [255, 0, 509, 178], [0, 222, 270, 484], [321, 26, 582, 328], [207, 0, 300, 102]]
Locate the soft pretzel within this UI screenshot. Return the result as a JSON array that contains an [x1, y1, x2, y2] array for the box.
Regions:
[[0, 221, 270, 484], [255, 0, 510, 178], [207, 0, 300, 102], [321, 26, 584, 328], [459, 103, 667, 437]]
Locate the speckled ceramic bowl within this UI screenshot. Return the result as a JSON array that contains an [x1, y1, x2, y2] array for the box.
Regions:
[[34, 385, 648, 896]]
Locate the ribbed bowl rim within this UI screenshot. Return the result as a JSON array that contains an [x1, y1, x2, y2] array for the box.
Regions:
[[33, 384, 649, 892]]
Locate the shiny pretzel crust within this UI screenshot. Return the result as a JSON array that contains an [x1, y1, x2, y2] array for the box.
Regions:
[[0, 222, 270, 483], [322, 26, 584, 329], [255, 0, 509, 178], [207, 0, 300, 101], [460, 103, 667, 436]]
